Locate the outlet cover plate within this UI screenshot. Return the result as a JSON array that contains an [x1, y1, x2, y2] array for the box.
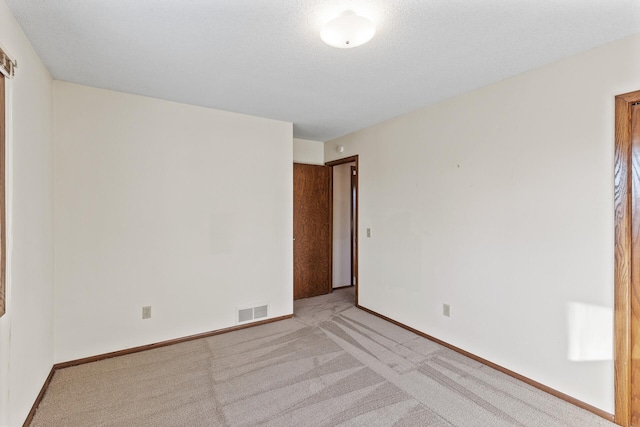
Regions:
[[443, 304, 450, 317]]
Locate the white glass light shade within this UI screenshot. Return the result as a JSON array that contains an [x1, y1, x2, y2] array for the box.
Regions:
[[320, 11, 375, 49]]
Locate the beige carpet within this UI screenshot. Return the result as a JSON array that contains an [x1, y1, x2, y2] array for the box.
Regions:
[[31, 287, 614, 426]]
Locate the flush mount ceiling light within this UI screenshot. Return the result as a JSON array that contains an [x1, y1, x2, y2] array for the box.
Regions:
[[320, 11, 375, 49]]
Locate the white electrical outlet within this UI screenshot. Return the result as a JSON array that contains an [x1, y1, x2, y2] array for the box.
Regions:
[[142, 306, 151, 319], [443, 304, 451, 317]]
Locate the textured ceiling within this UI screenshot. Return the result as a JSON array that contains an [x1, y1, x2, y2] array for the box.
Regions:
[[5, 0, 640, 141]]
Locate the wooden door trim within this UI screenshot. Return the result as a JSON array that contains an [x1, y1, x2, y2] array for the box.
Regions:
[[351, 165, 357, 288], [327, 161, 338, 294], [326, 155, 358, 167], [614, 89, 640, 427], [326, 155, 359, 305]]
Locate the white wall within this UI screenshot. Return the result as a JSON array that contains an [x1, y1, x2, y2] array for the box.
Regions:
[[325, 34, 640, 413], [54, 82, 293, 362], [333, 162, 353, 288], [293, 138, 324, 165], [0, 1, 54, 425]]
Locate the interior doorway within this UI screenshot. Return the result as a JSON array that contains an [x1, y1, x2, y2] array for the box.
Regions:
[[327, 155, 359, 305], [613, 89, 640, 427], [331, 161, 356, 289]]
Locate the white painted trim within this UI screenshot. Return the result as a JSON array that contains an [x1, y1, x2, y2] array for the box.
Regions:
[[0, 73, 13, 427], [5, 74, 13, 317]]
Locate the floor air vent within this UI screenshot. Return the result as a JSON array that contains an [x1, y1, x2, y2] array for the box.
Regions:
[[253, 305, 268, 319], [237, 303, 269, 324], [238, 308, 253, 323]]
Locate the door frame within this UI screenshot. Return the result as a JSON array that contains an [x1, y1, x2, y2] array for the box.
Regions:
[[614, 89, 640, 427], [351, 165, 357, 289], [326, 155, 359, 305]]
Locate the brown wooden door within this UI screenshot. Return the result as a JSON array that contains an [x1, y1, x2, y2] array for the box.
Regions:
[[631, 102, 640, 426], [293, 163, 331, 300]]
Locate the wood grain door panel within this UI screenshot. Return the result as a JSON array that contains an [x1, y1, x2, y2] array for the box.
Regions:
[[631, 103, 640, 426], [293, 163, 331, 300]]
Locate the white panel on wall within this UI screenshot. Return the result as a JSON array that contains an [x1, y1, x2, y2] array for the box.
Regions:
[[54, 82, 293, 363], [324, 34, 640, 413]]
